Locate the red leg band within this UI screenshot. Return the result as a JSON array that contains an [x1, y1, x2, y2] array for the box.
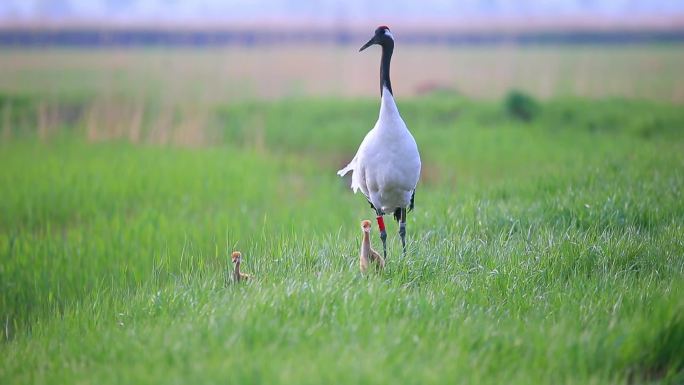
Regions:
[[376, 215, 386, 232]]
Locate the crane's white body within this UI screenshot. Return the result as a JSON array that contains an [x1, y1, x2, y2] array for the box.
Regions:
[[337, 86, 421, 213]]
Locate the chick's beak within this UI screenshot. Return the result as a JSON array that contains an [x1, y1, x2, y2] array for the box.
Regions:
[[359, 36, 376, 52]]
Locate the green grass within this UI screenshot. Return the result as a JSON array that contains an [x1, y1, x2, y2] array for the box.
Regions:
[[1, 93, 683, 384]]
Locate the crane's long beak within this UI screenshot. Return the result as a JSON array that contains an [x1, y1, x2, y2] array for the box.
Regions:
[[359, 37, 376, 52]]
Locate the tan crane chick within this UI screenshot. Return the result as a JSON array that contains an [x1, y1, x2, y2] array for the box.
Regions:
[[231, 251, 251, 282], [360, 220, 385, 274]]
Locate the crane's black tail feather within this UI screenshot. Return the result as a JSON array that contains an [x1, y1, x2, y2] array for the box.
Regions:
[[393, 190, 416, 222], [393, 207, 401, 222], [409, 190, 415, 212]]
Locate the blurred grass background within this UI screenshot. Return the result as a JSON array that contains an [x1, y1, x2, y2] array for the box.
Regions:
[[2, 45, 683, 104]]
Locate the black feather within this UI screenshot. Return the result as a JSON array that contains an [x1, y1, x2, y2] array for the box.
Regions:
[[409, 190, 415, 212], [393, 207, 401, 222]]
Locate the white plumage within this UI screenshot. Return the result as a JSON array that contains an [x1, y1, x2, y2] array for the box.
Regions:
[[337, 86, 421, 213]]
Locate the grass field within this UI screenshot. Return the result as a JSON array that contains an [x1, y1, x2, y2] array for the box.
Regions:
[[1, 46, 684, 384]]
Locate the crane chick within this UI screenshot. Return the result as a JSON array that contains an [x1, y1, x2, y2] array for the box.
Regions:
[[231, 251, 251, 282], [359, 220, 385, 274]]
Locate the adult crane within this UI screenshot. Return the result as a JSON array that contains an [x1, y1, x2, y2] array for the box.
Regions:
[[338, 26, 421, 258]]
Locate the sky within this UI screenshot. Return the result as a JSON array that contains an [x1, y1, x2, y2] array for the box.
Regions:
[[1, 0, 683, 26]]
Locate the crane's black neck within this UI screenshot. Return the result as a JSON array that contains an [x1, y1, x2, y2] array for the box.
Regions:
[[380, 41, 394, 96]]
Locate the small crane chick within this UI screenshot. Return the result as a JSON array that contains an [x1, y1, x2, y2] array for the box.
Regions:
[[231, 251, 251, 282], [360, 220, 385, 274]]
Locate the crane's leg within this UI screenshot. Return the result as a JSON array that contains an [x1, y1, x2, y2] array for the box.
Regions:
[[399, 208, 407, 256], [376, 210, 387, 259]]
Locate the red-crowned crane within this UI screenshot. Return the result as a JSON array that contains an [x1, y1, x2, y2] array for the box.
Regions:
[[338, 26, 421, 259]]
